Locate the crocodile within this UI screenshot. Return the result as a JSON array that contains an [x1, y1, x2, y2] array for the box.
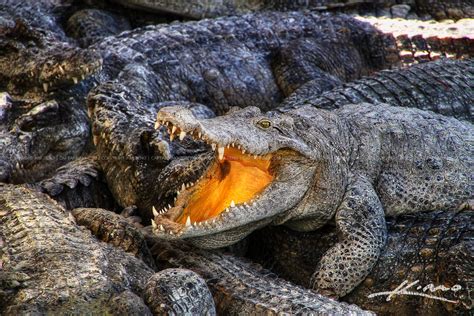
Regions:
[[0, 91, 92, 184], [0, 183, 216, 315], [86, 11, 473, 217], [0, 1, 105, 184], [281, 58, 474, 122], [71, 207, 373, 315], [89, 57, 474, 222], [107, 0, 474, 20], [247, 210, 473, 314], [87, 11, 402, 216], [0, 5, 102, 95], [152, 101, 473, 297]]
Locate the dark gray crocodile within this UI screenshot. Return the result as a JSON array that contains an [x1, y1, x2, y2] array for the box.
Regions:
[[107, 0, 474, 20], [247, 210, 473, 314], [0, 183, 216, 315], [71, 207, 373, 315], [281, 58, 474, 122], [153, 101, 473, 298], [0, 7, 102, 94], [0, 1, 104, 184], [0, 91, 91, 184]]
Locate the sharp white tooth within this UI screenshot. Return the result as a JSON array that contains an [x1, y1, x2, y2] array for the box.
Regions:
[[154, 120, 161, 129], [168, 204, 172, 209], [218, 146, 224, 160], [211, 143, 217, 151], [226, 144, 230, 148], [171, 126, 177, 134], [179, 131, 186, 140], [170, 132, 175, 141], [254, 155, 258, 159], [174, 197, 177, 202], [59, 65, 65, 74], [42, 83, 48, 92], [73, 77, 78, 84], [230, 200, 235, 207], [237, 145, 241, 150], [242, 149, 246, 154], [151, 220, 157, 228], [152, 206, 159, 217], [231, 142, 235, 147], [169, 231, 174, 235], [181, 183, 186, 191], [225, 208, 229, 213], [193, 222, 197, 226], [159, 225, 164, 231], [186, 216, 191, 227], [198, 132, 202, 138], [212, 219, 216, 224], [176, 190, 180, 195]]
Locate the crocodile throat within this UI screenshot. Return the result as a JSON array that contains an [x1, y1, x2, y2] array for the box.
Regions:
[[175, 147, 273, 224]]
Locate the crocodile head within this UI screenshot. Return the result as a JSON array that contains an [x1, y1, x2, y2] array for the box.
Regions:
[[151, 105, 340, 249]]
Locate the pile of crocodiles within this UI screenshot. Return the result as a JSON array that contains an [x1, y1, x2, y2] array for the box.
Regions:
[[0, 0, 473, 314]]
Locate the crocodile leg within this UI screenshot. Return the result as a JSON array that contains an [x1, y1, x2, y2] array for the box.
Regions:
[[247, 210, 473, 314], [312, 177, 387, 298]]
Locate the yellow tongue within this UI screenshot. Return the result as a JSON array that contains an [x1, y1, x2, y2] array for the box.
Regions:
[[176, 148, 273, 224]]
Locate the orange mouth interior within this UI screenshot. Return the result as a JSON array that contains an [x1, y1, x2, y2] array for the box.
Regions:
[[176, 147, 273, 224]]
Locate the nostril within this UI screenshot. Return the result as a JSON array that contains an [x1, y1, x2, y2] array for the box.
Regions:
[[0, 159, 11, 182]]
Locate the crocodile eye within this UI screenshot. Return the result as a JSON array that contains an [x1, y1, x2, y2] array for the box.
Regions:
[[256, 119, 272, 129]]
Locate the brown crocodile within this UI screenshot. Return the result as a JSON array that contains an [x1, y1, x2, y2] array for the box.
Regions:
[[0, 183, 216, 315]]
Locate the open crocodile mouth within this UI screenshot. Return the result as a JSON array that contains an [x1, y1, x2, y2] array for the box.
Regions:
[[152, 117, 280, 234]]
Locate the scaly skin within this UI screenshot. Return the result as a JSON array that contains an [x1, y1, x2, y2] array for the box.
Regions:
[[0, 92, 91, 184], [0, 10, 102, 94], [108, 0, 474, 19], [0, 2, 103, 184], [153, 102, 473, 297], [72, 207, 157, 268], [148, 237, 374, 315], [71, 205, 371, 314], [281, 59, 474, 122], [0, 184, 216, 314], [0, 184, 153, 314], [248, 210, 474, 314], [88, 11, 398, 217], [66, 9, 132, 48], [28, 156, 118, 211]]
